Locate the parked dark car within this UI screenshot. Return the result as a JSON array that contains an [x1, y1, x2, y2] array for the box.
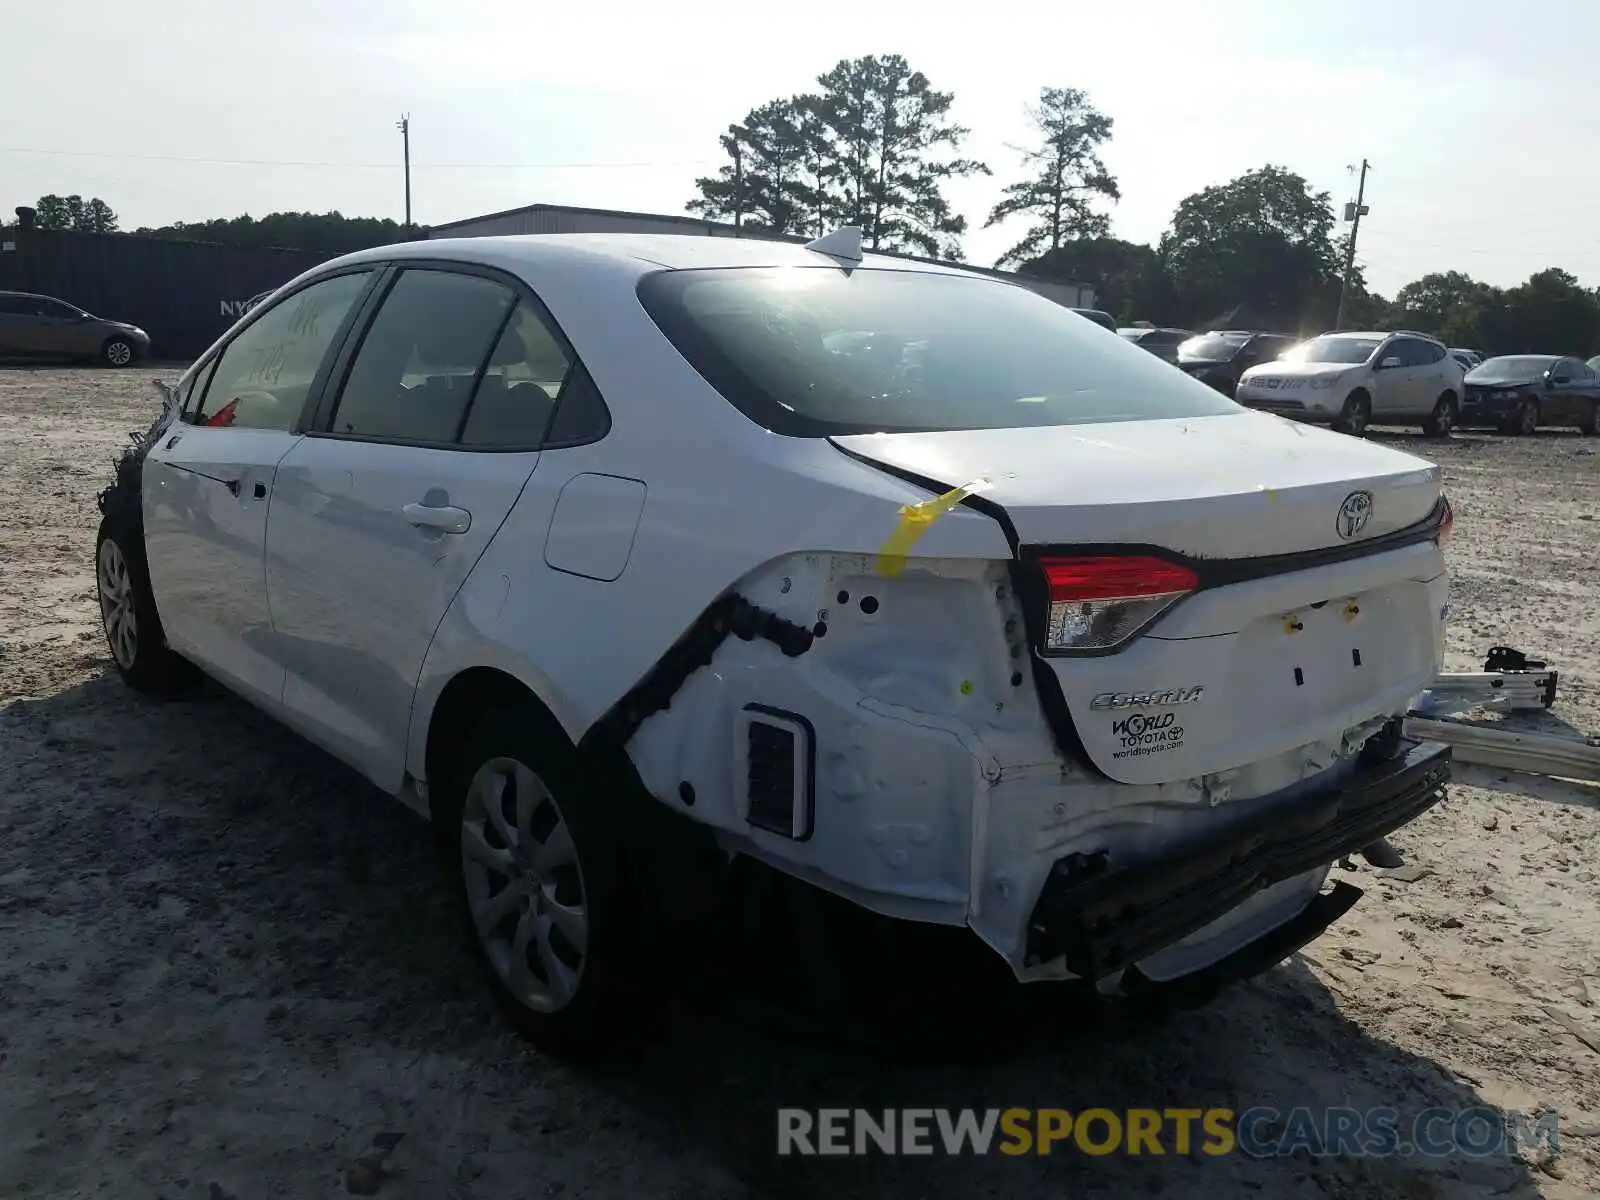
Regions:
[[1069, 307, 1118, 331], [0, 290, 150, 366], [1118, 326, 1196, 364], [1462, 354, 1600, 435], [1175, 330, 1299, 397]]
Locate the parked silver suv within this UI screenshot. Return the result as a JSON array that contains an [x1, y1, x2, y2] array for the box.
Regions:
[[1235, 330, 1465, 438], [0, 290, 149, 366]]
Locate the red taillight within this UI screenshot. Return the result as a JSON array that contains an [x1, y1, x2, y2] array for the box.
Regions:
[[1037, 555, 1199, 653], [1435, 495, 1454, 547]]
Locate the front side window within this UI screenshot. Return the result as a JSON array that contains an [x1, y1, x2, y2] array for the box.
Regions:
[[39, 298, 82, 320], [638, 267, 1240, 436], [195, 271, 372, 431]]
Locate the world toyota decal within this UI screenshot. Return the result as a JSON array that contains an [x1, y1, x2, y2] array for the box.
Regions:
[[1109, 710, 1185, 760]]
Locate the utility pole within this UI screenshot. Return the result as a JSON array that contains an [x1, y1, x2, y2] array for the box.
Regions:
[[727, 124, 745, 234], [396, 114, 412, 227], [1335, 158, 1370, 330]]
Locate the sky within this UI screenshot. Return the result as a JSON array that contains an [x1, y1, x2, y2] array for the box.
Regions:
[[6, 0, 1597, 298]]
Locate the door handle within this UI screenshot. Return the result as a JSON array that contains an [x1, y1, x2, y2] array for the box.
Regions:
[[401, 502, 471, 534]]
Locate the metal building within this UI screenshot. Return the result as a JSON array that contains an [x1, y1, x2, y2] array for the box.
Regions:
[[427, 202, 1096, 309]]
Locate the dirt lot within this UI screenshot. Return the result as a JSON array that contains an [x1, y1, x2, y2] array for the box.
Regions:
[[2, 366, 1598, 1200]]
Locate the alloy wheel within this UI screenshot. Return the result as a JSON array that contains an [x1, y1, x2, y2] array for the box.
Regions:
[[105, 341, 133, 367], [98, 539, 138, 669], [1521, 400, 1538, 435], [460, 756, 589, 1014]]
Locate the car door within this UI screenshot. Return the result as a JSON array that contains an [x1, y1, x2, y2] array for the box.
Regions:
[[1549, 357, 1598, 425], [141, 268, 378, 707], [32, 296, 93, 356], [1372, 337, 1426, 416], [263, 262, 584, 789], [0, 294, 31, 353]]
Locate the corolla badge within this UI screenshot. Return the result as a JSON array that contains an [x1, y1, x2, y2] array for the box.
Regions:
[[1336, 490, 1374, 540]]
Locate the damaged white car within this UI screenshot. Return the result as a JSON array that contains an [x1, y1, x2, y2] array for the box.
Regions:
[[95, 228, 1454, 1045]]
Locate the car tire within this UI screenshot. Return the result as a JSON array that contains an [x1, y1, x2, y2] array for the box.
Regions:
[[95, 513, 198, 695], [1422, 392, 1458, 438], [437, 702, 634, 1053], [102, 338, 137, 368], [1503, 398, 1539, 436], [1332, 391, 1371, 437], [1580, 401, 1599, 436]]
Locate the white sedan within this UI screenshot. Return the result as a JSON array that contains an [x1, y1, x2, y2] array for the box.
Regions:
[[94, 228, 1455, 1046]]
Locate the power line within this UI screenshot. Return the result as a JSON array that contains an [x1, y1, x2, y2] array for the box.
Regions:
[[0, 145, 718, 170]]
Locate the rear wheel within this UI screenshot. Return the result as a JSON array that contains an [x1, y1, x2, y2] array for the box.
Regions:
[[1580, 401, 1599, 436], [1422, 392, 1458, 438], [438, 703, 633, 1052], [1332, 391, 1371, 437], [95, 514, 197, 694], [101, 338, 136, 368]]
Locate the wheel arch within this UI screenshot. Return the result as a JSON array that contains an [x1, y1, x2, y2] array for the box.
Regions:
[[416, 663, 582, 823]]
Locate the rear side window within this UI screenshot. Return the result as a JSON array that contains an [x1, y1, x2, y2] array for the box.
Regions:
[[195, 270, 372, 431], [637, 268, 1240, 436], [459, 301, 574, 447]]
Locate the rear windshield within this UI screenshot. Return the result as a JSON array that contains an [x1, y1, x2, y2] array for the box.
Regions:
[[636, 267, 1240, 436]]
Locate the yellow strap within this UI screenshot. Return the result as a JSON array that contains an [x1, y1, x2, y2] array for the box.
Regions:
[[875, 478, 992, 577]]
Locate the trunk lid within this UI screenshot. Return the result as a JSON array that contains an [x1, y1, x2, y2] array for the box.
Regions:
[[832, 412, 1448, 785]]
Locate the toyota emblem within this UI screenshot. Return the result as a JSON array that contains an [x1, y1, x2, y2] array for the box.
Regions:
[[1336, 490, 1374, 540]]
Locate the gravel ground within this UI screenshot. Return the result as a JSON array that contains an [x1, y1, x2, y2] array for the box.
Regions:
[[2, 366, 1598, 1200]]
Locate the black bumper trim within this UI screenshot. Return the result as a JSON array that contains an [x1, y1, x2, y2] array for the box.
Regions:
[[1024, 740, 1451, 979], [1119, 880, 1364, 1010]]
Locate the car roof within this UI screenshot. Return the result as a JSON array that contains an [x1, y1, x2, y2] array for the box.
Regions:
[[335, 232, 987, 282]]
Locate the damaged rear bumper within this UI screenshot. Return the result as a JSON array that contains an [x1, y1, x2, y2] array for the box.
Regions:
[[1023, 739, 1451, 981]]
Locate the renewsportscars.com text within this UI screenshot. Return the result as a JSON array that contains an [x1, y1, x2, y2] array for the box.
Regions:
[[777, 1106, 1560, 1158]]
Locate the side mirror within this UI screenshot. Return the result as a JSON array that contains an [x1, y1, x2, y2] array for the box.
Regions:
[[1379, 355, 1401, 369]]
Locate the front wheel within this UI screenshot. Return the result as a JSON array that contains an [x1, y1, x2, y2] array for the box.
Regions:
[[1502, 398, 1539, 436], [102, 338, 137, 368], [439, 704, 633, 1051], [95, 515, 197, 694], [1332, 392, 1371, 437], [1422, 393, 1458, 438], [1580, 401, 1599, 436]]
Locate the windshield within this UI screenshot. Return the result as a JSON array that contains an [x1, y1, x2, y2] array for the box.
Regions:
[[1176, 333, 1251, 363], [1283, 336, 1382, 365], [636, 268, 1242, 436], [1467, 355, 1558, 382]]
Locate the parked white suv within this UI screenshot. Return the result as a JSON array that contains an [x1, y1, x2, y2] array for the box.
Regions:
[[94, 230, 1454, 1046], [1236, 330, 1465, 437]]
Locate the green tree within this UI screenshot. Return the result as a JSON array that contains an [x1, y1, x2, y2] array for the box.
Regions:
[[687, 100, 812, 236], [1021, 237, 1175, 324], [688, 54, 987, 258], [1500, 268, 1600, 354], [1159, 166, 1341, 329], [135, 211, 418, 252], [812, 54, 988, 258], [34, 193, 118, 232], [1389, 270, 1493, 336], [986, 86, 1120, 268]]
